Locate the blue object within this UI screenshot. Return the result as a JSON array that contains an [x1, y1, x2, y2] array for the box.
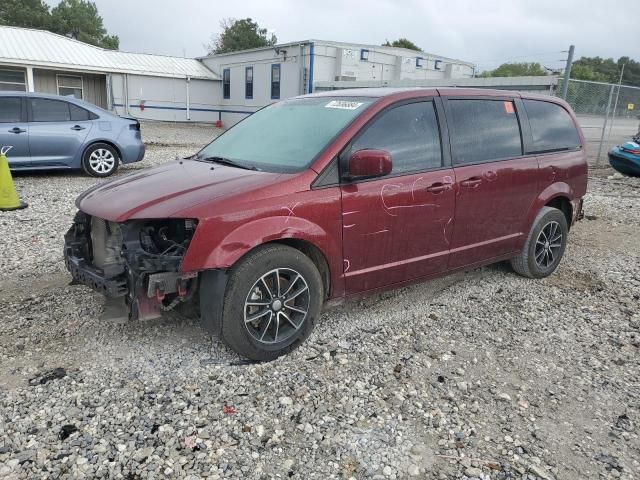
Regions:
[[609, 142, 640, 177], [0, 91, 144, 176]]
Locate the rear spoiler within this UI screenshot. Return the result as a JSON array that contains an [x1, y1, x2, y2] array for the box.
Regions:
[[123, 117, 141, 131]]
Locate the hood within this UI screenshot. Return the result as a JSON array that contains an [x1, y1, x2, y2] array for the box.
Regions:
[[77, 159, 282, 222]]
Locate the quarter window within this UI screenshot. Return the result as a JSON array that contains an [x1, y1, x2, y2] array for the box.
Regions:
[[57, 75, 83, 99], [447, 99, 522, 165], [271, 64, 280, 99], [348, 101, 442, 174], [245, 67, 253, 99], [223, 69, 230, 99], [523, 100, 581, 153], [30, 98, 71, 122], [70, 103, 92, 121], [0, 97, 21, 122], [0, 69, 26, 91]]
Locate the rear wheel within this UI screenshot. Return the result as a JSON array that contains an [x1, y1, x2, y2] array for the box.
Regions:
[[82, 143, 119, 177], [510, 206, 568, 278], [219, 245, 324, 361]]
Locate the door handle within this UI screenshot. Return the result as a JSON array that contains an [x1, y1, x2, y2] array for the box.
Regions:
[[9, 127, 26, 134], [426, 182, 451, 194], [460, 177, 483, 188], [71, 125, 86, 131]]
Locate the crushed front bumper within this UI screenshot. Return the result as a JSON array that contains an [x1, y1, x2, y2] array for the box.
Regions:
[[63, 211, 197, 320]]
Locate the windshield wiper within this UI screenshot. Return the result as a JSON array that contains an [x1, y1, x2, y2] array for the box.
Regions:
[[196, 156, 260, 171]]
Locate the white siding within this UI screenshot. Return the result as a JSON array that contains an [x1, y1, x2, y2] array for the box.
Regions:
[[110, 74, 219, 122], [202, 45, 308, 127]]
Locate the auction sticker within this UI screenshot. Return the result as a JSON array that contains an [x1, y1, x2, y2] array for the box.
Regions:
[[325, 100, 364, 110]]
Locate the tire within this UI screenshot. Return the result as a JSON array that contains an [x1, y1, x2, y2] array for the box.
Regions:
[[510, 206, 568, 279], [219, 244, 324, 361], [82, 143, 120, 177]]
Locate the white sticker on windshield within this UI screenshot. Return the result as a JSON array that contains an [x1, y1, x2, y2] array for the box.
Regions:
[[325, 100, 364, 110]]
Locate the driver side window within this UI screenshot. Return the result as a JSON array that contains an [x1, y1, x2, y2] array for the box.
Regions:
[[348, 101, 442, 175]]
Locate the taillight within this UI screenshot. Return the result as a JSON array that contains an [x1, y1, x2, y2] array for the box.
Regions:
[[622, 147, 640, 155]]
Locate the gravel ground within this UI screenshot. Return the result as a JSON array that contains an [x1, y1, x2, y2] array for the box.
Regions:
[[0, 123, 639, 479]]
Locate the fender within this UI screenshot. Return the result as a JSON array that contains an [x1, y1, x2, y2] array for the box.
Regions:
[[521, 181, 573, 247], [192, 216, 339, 337], [182, 215, 342, 285]]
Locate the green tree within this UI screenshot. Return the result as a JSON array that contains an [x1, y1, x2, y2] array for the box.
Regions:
[[50, 0, 119, 49], [382, 38, 421, 51], [570, 64, 608, 82], [479, 62, 548, 77], [0, 0, 51, 29], [208, 18, 277, 54], [570, 56, 640, 87], [571, 57, 619, 83]]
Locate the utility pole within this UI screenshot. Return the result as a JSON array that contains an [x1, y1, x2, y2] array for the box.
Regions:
[[561, 45, 575, 99]]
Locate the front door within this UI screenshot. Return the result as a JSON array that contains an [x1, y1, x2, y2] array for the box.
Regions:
[[340, 99, 456, 293], [27, 98, 91, 167], [443, 97, 539, 269], [0, 96, 30, 167]]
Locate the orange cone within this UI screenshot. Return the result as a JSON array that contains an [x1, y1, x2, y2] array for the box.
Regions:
[[0, 146, 28, 211]]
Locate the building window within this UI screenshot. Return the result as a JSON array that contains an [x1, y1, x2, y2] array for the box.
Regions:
[[57, 74, 83, 99], [223, 68, 230, 99], [434, 60, 442, 70], [416, 57, 423, 68], [271, 64, 281, 100], [0, 68, 26, 92], [245, 67, 253, 99], [360, 49, 369, 61]]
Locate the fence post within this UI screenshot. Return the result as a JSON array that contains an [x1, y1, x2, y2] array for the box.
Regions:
[[561, 45, 574, 100], [596, 84, 615, 166]]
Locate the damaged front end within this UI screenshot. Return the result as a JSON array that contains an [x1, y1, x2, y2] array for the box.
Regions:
[[64, 211, 198, 320]]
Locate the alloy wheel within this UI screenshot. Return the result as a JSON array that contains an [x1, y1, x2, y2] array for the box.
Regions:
[[89, 148, 116, 174], [534, 221, 563, 269], [244, 268, 310, 344]]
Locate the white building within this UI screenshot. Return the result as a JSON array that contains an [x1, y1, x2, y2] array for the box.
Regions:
[[201, 39, 475, 125], [0, 28, 477, 126], [0, 26, 220, 122]]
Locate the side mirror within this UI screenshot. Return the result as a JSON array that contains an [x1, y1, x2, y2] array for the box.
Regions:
[[348, 149, 392, 179]]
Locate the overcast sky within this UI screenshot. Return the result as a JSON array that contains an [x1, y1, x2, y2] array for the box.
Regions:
[[47, 0, 639, 70]]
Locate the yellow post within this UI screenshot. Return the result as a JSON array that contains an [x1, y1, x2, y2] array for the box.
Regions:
[[0, 146, 28, 211]]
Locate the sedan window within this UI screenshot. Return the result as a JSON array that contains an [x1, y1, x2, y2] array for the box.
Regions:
[[70, 103, 92, 121], [0, 97, 21, 123], [30, 98, 71, 122]]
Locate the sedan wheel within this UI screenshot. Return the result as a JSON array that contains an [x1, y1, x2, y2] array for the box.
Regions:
[[82, 143, 120, 177]]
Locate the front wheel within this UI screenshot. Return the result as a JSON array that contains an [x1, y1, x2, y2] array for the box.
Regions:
[[510, 206, 568, 279], [82, 143, 120, 177], [218, 245, 324, 361]]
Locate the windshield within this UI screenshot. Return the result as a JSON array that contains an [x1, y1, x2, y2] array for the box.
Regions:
[[196, 96, 375, 172]]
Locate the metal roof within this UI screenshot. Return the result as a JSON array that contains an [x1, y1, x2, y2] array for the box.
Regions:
[[0, 26, 219, 80]]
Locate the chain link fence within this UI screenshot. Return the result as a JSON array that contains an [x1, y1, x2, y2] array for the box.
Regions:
[[555, 79, 640, 166]]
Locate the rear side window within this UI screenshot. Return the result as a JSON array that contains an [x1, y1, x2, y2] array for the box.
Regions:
[[30, 98, 71, 122], [70, 103, 91, 121], [0, 97, 21, 122], [348, 101, 442, 174], [447, 99, 522, 165], [524, 100, 581, 153]]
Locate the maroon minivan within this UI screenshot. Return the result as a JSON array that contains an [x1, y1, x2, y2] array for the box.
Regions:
[[65, 88, 588, 360]]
